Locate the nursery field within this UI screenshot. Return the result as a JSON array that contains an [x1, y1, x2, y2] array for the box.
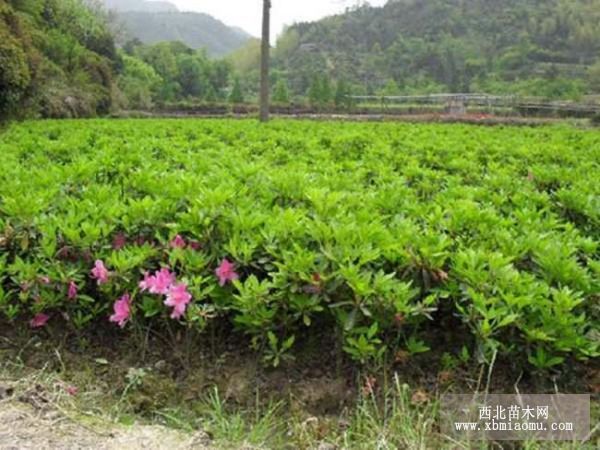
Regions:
[[0, 119, 598, 447], [0, 119, 598, 367]]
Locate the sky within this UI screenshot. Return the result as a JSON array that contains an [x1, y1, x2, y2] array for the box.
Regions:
[[158, 1, 388, 39]]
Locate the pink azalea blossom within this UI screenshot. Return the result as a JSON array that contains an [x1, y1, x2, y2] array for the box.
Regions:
[[150, 268, 175, 295], [138, 268, 176, 295], [30, 313, 50, 328], [170, 234, 186, 249], [91, 260, 109, 285], [68, 281, 78, 300], [164, 283, 192, 320], [138, 271, 153, 292], [109, 294, 131, 328], [215, 259, 239, 286]]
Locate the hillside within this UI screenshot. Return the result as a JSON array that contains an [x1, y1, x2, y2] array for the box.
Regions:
[[116, 11, 251, 57], [102, 0, 252, 57], [0, 0, 119, 119], [273, 0, 600, 99]]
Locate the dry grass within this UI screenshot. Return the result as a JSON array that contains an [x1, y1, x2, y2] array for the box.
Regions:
[[0, 334, 597, 449], [0, 362, 211, 450]]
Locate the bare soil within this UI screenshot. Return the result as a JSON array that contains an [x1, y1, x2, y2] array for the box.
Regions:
[[0, 391, 211, 450], [114, 109, 581, 127]]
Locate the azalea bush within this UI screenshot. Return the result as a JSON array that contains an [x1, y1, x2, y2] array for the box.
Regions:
[[0, 119, 598, 369]]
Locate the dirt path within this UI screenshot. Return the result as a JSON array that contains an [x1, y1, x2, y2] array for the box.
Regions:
[[0, 401, 212, 450]]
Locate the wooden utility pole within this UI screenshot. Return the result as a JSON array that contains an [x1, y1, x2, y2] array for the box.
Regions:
[[259, 0, 271, 122]]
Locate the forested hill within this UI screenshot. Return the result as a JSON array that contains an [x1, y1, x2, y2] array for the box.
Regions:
[[102, 0, 252, 57], [0, 0, 119, 119], [274, 0, 600, 98], [115, 11, 251, 57], [1, 0, 247, 120]]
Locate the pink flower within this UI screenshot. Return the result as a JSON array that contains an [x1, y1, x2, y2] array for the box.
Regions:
[[164, 283, 192, 320], [112, 232, 127, 250], [109, 294, 131, 328], [30, 313, 50, 328], [189, 241, 202, 251], [138, 271, 153, 292], [65, 385, 78, 396], [91, 260, 109, 285], [150, 268, 175, 295], [215, 259, 239, 286], [39, 276, 51, 285], [68, 281, 78, 300], [170, 234, 186, 249], [138, 268, 175, 295]]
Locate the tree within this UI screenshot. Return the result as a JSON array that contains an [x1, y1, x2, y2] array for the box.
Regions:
[[334, 79, 353, 109], [176, 54, 205, 98], [229, 77, 244, 104], [118, 53, 162, 109], [0, 32, 31, 117], [321, 77, 332, 105], [308, 75, 333, 109], [588, 60, 600, 93], [380, 78, 400, 96], [272, 78, 289, 104], [308, 76, 322, 108], [259, 0, 271, 122]]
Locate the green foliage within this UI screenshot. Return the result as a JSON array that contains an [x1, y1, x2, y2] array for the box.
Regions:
[[272, 79, 289, 104], [343, 322, 385, 365], [334, 79, 353, 110], [308, 75, 332, 109], [226, 39, 261, 74], [0, 0, 119, 119], [588, 60, 600, 93], [117, 53, 162, 109], [0, 119, 598, 371], [379, 79, 400, 97], [274, 0, 600, 98], [127, 40, 232, 105], [229, 77, 244, 104], [0, 27, 31, 116]]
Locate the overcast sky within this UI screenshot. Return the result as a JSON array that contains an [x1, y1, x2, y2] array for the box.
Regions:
[[158, 1, 388, 39]]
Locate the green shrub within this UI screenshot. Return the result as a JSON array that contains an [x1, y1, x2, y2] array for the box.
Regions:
[[0, 0, 119, 120], [0, 120, 597, 370], [0, 3, 34, 117]]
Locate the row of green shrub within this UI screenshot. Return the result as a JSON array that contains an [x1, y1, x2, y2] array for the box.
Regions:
[[0, 120, 598, 369]]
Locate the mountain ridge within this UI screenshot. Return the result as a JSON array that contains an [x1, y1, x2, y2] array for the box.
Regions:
[[272, 0, 600, 98], [101, 0, 251, 56]]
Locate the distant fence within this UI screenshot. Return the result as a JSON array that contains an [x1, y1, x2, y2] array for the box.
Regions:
[[349, 94, 600, 117]]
